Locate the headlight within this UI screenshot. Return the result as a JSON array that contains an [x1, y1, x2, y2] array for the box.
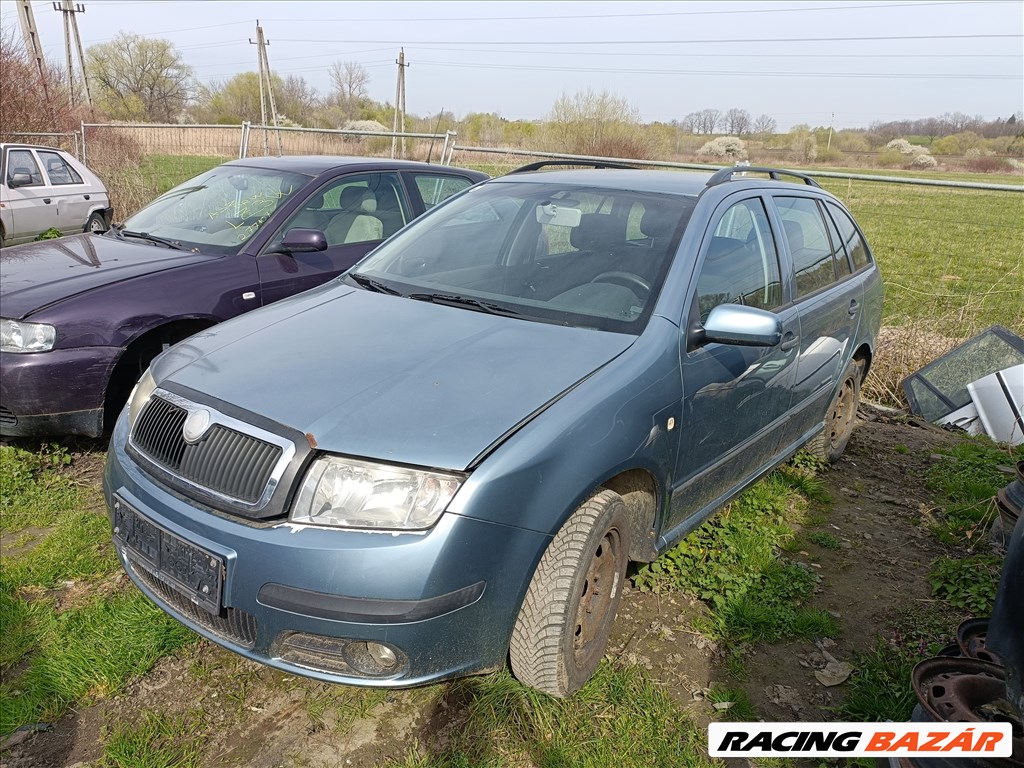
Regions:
[[0, 319, 56, 353], [126, 368, 157, 431], [291, 456, 462, 530]]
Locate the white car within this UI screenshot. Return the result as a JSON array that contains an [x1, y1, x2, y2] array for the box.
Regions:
[[1, 143, 113, 247]]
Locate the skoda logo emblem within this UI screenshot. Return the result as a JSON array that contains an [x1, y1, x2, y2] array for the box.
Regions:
[[182, 409, 211, 444]]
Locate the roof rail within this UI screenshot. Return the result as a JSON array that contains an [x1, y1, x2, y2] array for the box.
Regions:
[[704, 166, 821, 189], [506, 160, 637, 175]]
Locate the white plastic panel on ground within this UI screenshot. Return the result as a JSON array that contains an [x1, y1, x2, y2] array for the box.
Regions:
[[967, 364, 1024, 446]]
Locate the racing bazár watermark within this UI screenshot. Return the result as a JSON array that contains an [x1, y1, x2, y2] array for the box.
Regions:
[[707, 722, 1013, 758]]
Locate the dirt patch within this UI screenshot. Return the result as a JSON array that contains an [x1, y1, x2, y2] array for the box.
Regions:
[[1, 412, 983, 767]]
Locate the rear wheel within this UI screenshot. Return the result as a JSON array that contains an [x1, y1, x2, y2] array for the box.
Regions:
[[85, 211, 106, 234], [809, 359, 862, 463], [510, 488, 630, 697]]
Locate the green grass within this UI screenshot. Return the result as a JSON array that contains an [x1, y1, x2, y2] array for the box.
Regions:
[[634, 467, 838, 646], [926, 440, 1023, 544], [838, 638, 920, 722], [138, 154, 224, 196], [817, 179, 1024, 337], [929, 554, 1003, 615], [0, 444, 195, 736], [806, 531, 842, 550], [100, 710, 207, 768], [391, 664, 716, 768]]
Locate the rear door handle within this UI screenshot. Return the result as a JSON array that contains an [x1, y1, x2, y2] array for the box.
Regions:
[[43, 198, 51, 204], [779, 332, 800, 352], [84, 194, 90, 200], [848, 299, 859, 317]]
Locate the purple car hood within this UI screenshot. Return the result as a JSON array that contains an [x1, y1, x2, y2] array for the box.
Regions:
[[153, 287, 635, 471], [0, 233, 211, 319]]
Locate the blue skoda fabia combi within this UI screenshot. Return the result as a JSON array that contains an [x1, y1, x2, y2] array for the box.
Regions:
[[105, 164, 882, 697]]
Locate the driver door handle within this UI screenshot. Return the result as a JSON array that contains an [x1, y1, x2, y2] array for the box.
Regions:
[[849, 299, 860, 317], [779, 332, 800, 352]]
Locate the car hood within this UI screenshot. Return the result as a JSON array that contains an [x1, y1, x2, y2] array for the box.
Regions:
[[0, 233, 212, 319], [156, 287, 635, 471]]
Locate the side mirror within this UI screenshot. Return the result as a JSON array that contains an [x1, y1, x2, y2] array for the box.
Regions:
[[9, 173, 33, 188], [280, 228, 328, 253], [702, 304, 782, 347]]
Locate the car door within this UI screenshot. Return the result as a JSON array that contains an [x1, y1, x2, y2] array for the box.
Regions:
[[37, 149, 93, 234], [769, 194, 862, 443], [255, 171, 410, 306], [2, 148, 53, 243], [669, 194, 799, 532]]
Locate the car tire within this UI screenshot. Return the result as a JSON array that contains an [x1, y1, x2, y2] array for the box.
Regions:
[[85, 211, 107, 234], [509, 488, 630, 697], [808, 359, 862, 463]]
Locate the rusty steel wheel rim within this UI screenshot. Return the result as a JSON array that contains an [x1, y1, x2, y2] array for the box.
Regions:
[[573, 527, 623, 660], [827, 377, 857, 451]]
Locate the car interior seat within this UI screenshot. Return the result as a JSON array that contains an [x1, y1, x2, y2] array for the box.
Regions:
[[325, 188, 383, 245], [372, 183, 406, 238]]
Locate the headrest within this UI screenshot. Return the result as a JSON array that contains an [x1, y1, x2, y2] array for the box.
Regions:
[[640, 206, 678, 239], [340, 186, 377, 213], [570, 213, 618, 252]]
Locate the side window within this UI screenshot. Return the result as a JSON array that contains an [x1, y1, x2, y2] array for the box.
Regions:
[[38, 151, 82, 185], [412, 174, 473, 210], [775, 197, 836, 297], [821, 203, 852, 278], [695, 198, 783, 322], [6, 150, 44, 186], [273, 172, 407, 248], [827, 202, 872, 271]]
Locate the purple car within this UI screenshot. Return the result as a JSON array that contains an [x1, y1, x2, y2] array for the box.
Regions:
[[0, 156, 486, 437]]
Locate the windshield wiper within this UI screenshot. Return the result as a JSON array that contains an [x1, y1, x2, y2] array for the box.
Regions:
[[407, 292, 522, 317], [118, 229, 185, 250], [347, 273, 402, 295]]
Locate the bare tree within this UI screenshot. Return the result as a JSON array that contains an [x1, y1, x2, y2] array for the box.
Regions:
[[724, 108, 752, 136], [753, 113, 777, 141], [278, 75, 320, 124], [547, 89, 651, 157], [86, 32, 193, 122], [329, 61, 370, 110], [693, 108, 721, 134]]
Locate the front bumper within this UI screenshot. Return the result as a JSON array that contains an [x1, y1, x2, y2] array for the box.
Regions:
[[0, 346, 118, 437], [103, 412, 549, 687]]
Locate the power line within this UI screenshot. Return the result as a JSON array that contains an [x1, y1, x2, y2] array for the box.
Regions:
[[272, 33, 1021, 46]]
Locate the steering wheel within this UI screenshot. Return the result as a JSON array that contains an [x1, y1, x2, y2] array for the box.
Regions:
[[590, 271, 651, 298]]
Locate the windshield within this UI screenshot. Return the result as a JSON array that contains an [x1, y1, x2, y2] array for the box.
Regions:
[[351, 181, 696, 333], [120, 165, 311, 255]]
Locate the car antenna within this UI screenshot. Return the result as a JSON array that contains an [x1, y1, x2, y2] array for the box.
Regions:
[[426, 107, 444, 164]]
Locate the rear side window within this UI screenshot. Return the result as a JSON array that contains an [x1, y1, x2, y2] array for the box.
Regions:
[[412, 173, 474, 209], [775, 197, 836, 297], [696, 198, 783, 322], [827, 202, 872, 271], [38, 151, 83, 185]]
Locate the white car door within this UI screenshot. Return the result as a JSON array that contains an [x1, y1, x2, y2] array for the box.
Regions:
[[2, 147, 55, 244], [36, 149, 96, 234]]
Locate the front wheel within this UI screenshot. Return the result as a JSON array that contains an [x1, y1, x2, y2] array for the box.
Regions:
[[510, 488, 630, 697], [809, 359, 862, 463]]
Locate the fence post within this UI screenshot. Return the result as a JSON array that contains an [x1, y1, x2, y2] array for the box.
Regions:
[[440, 131, 452, 166], [239, 122, 249, 159], [80, 120, 87, 163]]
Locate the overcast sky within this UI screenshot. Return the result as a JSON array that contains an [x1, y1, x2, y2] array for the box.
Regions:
[[6, 0, 1023, 129]]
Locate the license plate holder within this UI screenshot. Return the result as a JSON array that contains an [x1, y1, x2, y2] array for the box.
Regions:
[[113, 495, 224, 616]]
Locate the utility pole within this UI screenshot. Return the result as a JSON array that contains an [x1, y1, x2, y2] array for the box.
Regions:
[[17, 1, 54, 108], [827, 112, 835, 151], [391, 48, 408, 159], [250, 21, 283, 156], [52, 0, 92, 108]]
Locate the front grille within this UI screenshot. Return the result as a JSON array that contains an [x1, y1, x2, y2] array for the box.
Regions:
[[130, 554, 258, 648], [133, 395, 282, 505], [0, 406, 16, 427]]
